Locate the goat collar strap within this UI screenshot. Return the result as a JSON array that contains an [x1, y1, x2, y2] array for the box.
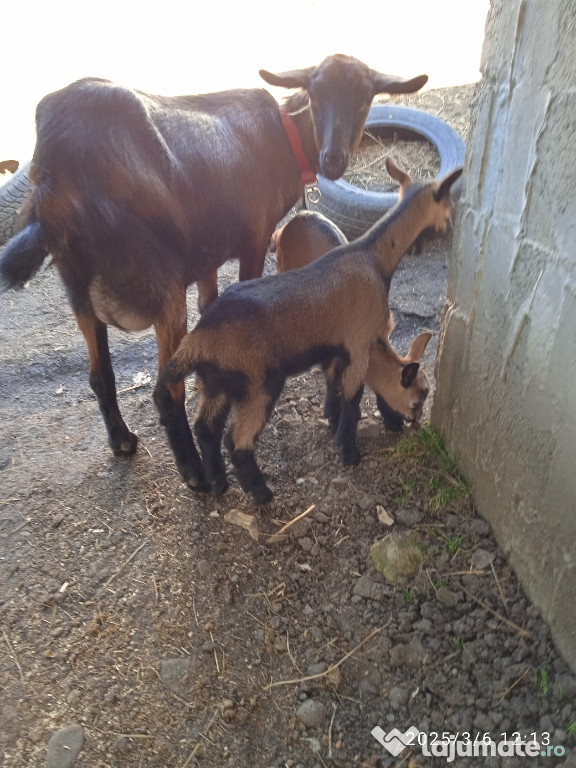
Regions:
[[279, 107, 318, 186]]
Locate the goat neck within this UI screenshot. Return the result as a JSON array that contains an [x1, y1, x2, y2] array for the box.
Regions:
[[363, 184, 452, 282], [280, 92, 319, 179], [279, 106, 317, 185]]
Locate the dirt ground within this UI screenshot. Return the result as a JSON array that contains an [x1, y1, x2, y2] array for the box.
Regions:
[[1, 85, 576, 768]]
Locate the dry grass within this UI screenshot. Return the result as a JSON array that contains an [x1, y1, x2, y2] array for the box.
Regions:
[[344, 130, 439, 192], [344, 83, 477, 192]]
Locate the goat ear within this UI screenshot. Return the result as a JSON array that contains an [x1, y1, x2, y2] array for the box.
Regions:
[[406, 331, 433, 362], [434, 168, 463, 201], [259, 67, 315, 89], [401, 362, 420, 388], [386, 157, 412, 188], [371, 72, 428, 96]]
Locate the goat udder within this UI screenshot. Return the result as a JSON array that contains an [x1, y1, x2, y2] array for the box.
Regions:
[[89, 278, 153, 331]]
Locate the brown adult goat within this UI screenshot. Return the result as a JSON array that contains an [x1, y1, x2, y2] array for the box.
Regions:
[[271, 208, 433, 432], [158, 159, 462, 505], [0, 56, 427, 485]]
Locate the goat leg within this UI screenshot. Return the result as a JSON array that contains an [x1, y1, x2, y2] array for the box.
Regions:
[[230, 447, 274, 505], [194, 395, 230, 496], [76, 315, 138, 456], [226, 391, 274, 504], [323, 377, 342, 433], [335, 386, 364, 466], [197, 272, 219, 314], [153, 383, 206, 489]]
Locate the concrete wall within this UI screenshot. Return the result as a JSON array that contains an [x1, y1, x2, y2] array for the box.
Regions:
[[432, 0, 576, 670]]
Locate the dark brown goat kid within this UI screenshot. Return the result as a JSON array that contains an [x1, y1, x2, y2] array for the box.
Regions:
[[272, 208, 433, 433], [0, 56, 427, 485], [159, 159, 462, 505]]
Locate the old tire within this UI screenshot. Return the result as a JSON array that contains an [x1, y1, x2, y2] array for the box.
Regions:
[[0, 161, 31, 247], [308, 105, 466, 239]]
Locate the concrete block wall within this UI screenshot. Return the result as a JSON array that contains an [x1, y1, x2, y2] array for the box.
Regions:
[[432, 0, 576, 670]]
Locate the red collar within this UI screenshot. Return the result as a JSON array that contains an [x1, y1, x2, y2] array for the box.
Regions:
[[279, 107, 318, 186]]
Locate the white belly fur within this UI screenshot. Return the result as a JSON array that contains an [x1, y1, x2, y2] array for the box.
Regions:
[[89, 276, 153, 331]]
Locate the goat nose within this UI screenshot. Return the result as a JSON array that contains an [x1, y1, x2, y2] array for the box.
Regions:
[[320, 149, 348, 180]]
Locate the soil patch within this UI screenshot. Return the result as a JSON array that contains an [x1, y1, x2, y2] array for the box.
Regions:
[[1, 84, 575, 768]]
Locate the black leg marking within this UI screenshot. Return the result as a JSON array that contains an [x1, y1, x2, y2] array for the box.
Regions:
[[194, 403, 231, 496], [336, 386, 364, 466], [376, 394, 405, 432], [90, 322, 138, 456], [230, 448, 273, 506], [323, 377, 342, 433], [153, 384, 206, 490]]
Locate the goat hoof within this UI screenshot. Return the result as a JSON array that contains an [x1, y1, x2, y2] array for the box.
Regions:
[[342, 446, 361, 466], [112, 432, 138, 456], [186, 476, 210, 492], [251, 486, 274, 506], [181, 465, 209, 492], [211, 477, 230, 496]]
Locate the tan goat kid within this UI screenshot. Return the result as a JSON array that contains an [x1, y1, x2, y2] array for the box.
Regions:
[[157, 158, 462, 504], [272, 207, 434, 433]]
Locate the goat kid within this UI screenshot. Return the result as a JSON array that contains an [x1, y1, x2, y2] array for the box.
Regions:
[[272, 209, 348, 272], [0, 56, 427, 487], [271, 208, 433, 432], [157, 159, 462, 505]]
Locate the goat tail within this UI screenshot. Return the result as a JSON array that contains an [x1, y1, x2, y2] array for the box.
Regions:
[[0, 221, 50, 291], [158, 336, 201, 386]]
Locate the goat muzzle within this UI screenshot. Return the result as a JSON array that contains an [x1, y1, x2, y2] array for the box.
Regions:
[[319, 149, 348, 180]]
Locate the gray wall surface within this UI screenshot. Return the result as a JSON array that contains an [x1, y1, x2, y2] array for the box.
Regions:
[[432, 0, 576, 670]]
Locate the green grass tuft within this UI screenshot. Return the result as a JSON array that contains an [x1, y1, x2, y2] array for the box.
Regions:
[[384, 423, 471, 515]]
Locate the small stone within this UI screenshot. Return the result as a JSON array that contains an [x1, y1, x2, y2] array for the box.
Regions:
[[66, 689, 81, 706], [46, 724, 84, 768], [159, 657, 199, 697], [197, 559, 210, 578], [296, 699, 327, 728], [29, 728, 43, 745], [298, 536, 314, 552], [112, 736, 131, 754], [355, 492, 374, 511], [395, 507, 424, 527], [353, 575, 375, 599], [370, 531, 425, 584], [469, 548, 496, 570], [358, 668, 382, 696], [273, 634, 288, 652], [413, 618, 433, 633], [388, 685, 409, 710], [474, 712, 494, 732], [436, 588, 460, 608], [471, 518, 491, 536], [376, 505, 395, 526], [390, 637, 427, 668], [539, 714, 555, 733]]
